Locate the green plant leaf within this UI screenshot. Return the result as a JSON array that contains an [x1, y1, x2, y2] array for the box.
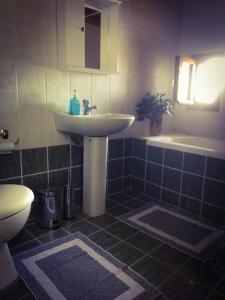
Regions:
[[135, 91, 176, 124]]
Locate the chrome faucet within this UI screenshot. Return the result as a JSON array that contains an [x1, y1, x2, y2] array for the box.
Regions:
[[83, 99, 97, 115]]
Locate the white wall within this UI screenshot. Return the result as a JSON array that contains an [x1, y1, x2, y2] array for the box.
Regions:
[[0, 0, 181, 148], [174, 0, 225, 140]]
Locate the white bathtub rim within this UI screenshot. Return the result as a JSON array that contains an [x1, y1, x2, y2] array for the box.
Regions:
[[143, 135, 225, 160]]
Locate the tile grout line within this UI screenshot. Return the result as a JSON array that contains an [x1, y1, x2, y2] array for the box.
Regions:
[[20, 149, 23, 185], [178, 151, 185, 208], [133, 154, 225, 183], [159, 148, 165, 202], [143, 144, 148, 194], [122, 138, 125, 189], [15, 62, 23, 185], [69, 140, 72, 183], [43, 68, 50, 189], [46, 146, 50, 189], [130, 138, 133, 189], [200, 156, 207, 218], [136, 176, 225, 213], [157, 256, 193, 290], [17, 293, 32, 300]]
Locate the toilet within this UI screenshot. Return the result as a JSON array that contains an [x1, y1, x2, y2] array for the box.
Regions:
[[0, 184, 34, 290]]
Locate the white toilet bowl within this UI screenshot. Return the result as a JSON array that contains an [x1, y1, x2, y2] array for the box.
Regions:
[[0, 184, 34, 290]]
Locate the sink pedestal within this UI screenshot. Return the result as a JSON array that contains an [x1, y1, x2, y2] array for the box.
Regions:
[[83, 136, 108, 217], [54, 112, 135, 217]]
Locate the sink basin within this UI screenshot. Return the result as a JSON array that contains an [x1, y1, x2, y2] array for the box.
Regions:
[[54, 112, 135, 136]]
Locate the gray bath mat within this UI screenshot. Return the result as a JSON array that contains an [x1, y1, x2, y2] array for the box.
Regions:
[[14, 232, 160, 300], [122, 203, 225, 260]]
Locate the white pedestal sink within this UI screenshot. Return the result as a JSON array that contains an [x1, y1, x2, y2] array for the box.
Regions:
[[54, 112, 135, 217]]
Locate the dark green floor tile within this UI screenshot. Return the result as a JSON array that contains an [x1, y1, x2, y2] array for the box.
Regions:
[[22, 294, 36, 300], [138, 194, 157, 203], [107, 205, 130, 217], [74, 209, 90, 219], [11, 240, 41, 256], [180, 258, 224, 288], [8, 229, 33, 248], [38, 229, 68, 244], [89, 230, 120, 250], [109, 192, 131, 203], [132, 255, 173, 286], [25, 223, 53, 238], [108, 242, 144, 265], [161, 272, 210, 300], [216, 277, 225, 295], [122, 188, 143, 197], [156, 295, 170, 300], [64, 220, 99, 236], [123, 198, 146, 209], [61, 215, 82, 227], [126, 231, 161, 253], [212, 246, 225, 269], [88, 214, 118, 228], [150, 244, 189, 268], [0, 278, 30, 300], [106, 221, 137, 239], [208, 292, 225, 300], [106, 199, 118, 209]]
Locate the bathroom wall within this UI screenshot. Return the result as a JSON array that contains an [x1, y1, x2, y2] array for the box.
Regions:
[[0, 0, 181, 150], [174, 0, 225, 140], [0, 137, 132, 219]]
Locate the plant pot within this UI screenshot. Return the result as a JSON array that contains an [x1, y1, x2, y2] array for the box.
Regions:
[[150, 117, 162, 136]]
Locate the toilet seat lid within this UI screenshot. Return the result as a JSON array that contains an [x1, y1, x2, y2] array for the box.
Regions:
[[0, 184, 34, 220]]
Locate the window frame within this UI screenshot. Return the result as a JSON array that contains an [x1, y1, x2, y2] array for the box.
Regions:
[[174, 55, 221, 111]]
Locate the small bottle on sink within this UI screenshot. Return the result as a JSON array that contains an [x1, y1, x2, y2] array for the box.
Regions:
[[69, 90, 80, 115]]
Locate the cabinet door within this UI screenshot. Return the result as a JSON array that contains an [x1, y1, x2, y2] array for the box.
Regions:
[[57, 0, 85, 69]]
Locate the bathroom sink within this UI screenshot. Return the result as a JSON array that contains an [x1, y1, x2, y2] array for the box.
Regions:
[[54, 112, 135, 137]]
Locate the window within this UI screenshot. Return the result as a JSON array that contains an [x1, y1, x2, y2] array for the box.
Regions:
[[174, 53, 225, 109]]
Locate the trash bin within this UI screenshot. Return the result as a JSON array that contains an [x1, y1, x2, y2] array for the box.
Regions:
[[37, 187, 64, 229], [63, 184, 76, 219]]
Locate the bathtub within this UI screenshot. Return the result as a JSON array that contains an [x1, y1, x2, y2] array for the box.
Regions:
[[146, 135, 225, 159]]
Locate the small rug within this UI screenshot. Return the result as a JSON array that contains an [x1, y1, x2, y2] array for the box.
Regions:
[[122, 203, 225, 260], [14, 232, 160, 300]]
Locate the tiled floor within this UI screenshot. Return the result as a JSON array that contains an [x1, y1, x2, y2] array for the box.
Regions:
[[3, 188, 225, 300]]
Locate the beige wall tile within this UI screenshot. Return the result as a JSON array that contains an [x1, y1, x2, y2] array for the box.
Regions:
[[109, 50, 127, 96], [0, 60, 16, 91], [18, 92, 47, 149], [46, 68, 70, 107], [0, 22, 17, 59], [0, 91, 18, 120], [15, 0, 56, 27], [91, 74, 110, 113], [0, 119, 20, 150], [0, 0, 15, 24], [109, 93, 128, 114], [46, 68, 70, 146], [17, 63, 45, 93], [45, 109, 70, 147], [16, 21, 57, 67], [0, 89, 20, 148], [70, 72, 92, 104]]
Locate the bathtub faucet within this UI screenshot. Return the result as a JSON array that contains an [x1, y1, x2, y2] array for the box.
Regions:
[[83, 99, 97, 115]]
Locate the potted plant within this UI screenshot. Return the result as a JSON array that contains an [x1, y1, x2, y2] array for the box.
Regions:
[[135, 91, 176, 136]]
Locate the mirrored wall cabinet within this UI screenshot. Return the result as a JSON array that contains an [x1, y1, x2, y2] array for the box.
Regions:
[[57, 0, 121, 74]]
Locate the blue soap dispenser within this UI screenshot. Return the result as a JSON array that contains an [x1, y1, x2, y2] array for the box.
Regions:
[[69, 90, 80, 115]]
